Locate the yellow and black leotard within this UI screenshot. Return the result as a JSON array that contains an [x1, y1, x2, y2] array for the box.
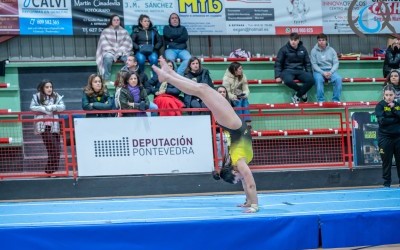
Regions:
[[222, 122, 253, 166]]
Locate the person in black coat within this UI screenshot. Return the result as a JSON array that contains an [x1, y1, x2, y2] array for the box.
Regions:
[[183, 57, 214, 115], [131, 14, 163, 73], [163, 13, 192, 76], [375, 84, 400, 187], [383, 38, 400, 78], [274, 32, 315, 104]]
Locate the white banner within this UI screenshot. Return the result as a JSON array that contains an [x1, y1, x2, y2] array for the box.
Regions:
[[123, 0, 323, 35], [74, 116, 214, 177], [2, 0, 398, 35], [321, 0, 400, 35]]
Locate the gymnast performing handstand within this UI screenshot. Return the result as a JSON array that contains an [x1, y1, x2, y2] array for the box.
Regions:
[[152, 58, 259, 213]]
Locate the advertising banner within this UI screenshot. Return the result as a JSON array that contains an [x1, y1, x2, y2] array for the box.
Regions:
[[322, 0, 400, 36], [123, 0, 322, 35], [72, 0, 124, 35], [352, 112, 382, 167], [18, 0, 73, 35], [1, 0, 399, 36], [74, 116, 214, 177], [0, 0, 19, 34]]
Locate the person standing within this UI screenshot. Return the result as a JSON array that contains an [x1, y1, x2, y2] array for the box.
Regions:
[[384, 69, 400, 102], [96, 15, 133, 84], [275, 32, 314, 104], [375, 84, 400, 187], [163, 13, 192, 76], [30, 79, 65, 174], [311, 33, 343, 103]]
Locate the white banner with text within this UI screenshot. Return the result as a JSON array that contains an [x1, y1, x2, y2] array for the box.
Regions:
[[1, 0, 398, 36], [74, 116, 214, 177]]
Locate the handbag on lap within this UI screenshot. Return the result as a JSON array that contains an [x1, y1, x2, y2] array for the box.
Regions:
[[139, 31, 154, 54]]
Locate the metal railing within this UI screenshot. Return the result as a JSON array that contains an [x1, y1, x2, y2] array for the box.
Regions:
[[0, 103, 377, 179]]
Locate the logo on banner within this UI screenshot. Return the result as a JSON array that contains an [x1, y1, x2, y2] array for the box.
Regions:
[[131, 137, 194, 156], [286, 0, 310, 23], [23, 0, 67, 8], [178, 0, 222, 13], [92, 136, 195, 157], [348, 0, 398, 38], [94, 137, 130, 158]]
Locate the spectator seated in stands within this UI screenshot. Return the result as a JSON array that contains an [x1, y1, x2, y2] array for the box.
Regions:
[[120, 54, 158, 114], [222, 62, 252, 129], [311, 33, 342, 103], [183, 57, 214, 115], [163, 13, 192, 76], [30, 79, 65, 174], [384, 69, 400, 102], [96, 14, 132, 84], [383, 37, 400, 78], [119, 71, 150, 117], [113, 70, 128, 116], [215, 85, 232, 169], [82, 74, 113, 117], [131, 14, 163, 73], [216, 86, 234, 107], [153, 60, 184, 116], [120, 54, 148, 82], [275, 32, 315, 104]]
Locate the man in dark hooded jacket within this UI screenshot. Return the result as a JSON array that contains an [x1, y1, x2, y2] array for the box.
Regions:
[[274, 32, 315, 104], [163, 13, 192, 76]]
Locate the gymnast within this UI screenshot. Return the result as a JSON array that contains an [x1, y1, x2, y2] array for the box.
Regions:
[[152, 58, 259, 213]]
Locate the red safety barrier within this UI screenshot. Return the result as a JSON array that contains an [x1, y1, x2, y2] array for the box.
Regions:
[[0, 137, 12, 144], [0, 104, 378, 179], [343, 77, 385, 82], [251, 128, 345, 137], [0, 83, 10, 88], [0, 109, 11, 114], [214, 78, 385, 85], [201, 56, 383, 63]]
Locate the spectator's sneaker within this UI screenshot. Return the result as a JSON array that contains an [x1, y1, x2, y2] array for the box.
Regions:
[[301, 93, 308, 103], [291, 94, 300, 104]]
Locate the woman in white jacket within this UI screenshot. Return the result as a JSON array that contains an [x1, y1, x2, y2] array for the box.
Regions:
[[222, 62, 252, 129], [30, 79, 65, 174]]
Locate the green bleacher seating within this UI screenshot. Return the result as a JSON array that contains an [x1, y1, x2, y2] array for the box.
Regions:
[[0, 56, 385, 112]]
